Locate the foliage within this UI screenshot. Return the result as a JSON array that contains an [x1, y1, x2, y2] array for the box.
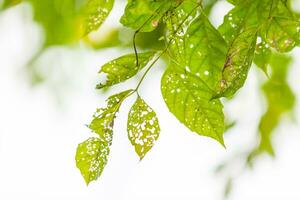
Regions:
[[1, 0, 298, 197]]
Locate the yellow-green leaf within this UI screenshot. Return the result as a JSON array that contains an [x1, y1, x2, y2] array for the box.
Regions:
[[127, 96, 160, 160]]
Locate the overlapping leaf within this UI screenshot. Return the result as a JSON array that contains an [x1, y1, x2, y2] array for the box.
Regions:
[[128, 96, 160, 160], [162, 14, 227, 145], [215, 28, 257, 98], [260, 0, 300, 53], [120, 0, 176, 32], [96, 52, 156, 89]]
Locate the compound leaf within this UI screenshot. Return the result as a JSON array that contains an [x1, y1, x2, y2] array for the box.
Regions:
[[97, 52, 156, 89], [75, 137, 110, 185], [127, 96, 160, 160]]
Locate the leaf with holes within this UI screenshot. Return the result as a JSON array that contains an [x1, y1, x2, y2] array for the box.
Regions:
[[75, 137, 110, 185], [260, 0, 300, 53], [161, 14, 227, 145], [120, 0, 178, 32], [162, 67, 225, 145], [80, 0, 115, 35], [215, 28, 257, 98], [96, 52, 156, 89], [89, 90, 133, 145], [127, 96, 160, 160]]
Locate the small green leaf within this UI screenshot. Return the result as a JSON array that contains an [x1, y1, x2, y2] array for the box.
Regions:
[[80, 0, 115, 35], [96, 52, 156, 89], [120, 0, 176, 32], [75, 137, 109, 185], [215, 28, 257, 98], [89, 89, 133, 145], [127, 96, 160, 160]]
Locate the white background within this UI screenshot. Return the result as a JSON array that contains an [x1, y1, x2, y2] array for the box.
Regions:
[[0, 1, 300, 200]]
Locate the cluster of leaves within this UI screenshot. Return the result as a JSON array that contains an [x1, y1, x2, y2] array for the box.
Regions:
[[1, 0, 298, 195], [73, 0, 299, 186]]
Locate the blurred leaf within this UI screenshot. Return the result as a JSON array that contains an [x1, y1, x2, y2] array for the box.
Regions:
[[79, 0, 114, 35], [96, 52, 156, 89], [258, 53, 295, 155], [127, 96, 160, 160], [1, 0, 22, 9]]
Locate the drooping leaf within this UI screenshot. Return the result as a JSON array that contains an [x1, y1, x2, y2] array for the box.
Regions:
[[215, 28, 257, 98], [162, 14, 227, 145], [79, 0, 115, 35], [120, 0, 175, 32], [96, 52, 156, 89], [127, 96, 160, 160], [75, 137, 109, 185], [89, 90, 133, 145]]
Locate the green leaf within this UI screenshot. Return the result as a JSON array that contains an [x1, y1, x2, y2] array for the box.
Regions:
[[120, 0, 176, 32], [162, 68, 225, 145], [215, 28, 257, 98], [1, 0, 22, 9], [260, 0, 300, 52], [258, 53, 295, 155], [127, 96, 160, 160], [254, 39, 272, 75], [28, 0, 79, 45], [80, 0, 115, 35], [76, 90, 133, 184], [161, 14, 227, 145], [75, 137, 109, 185], [89, 90, 133, 145], [96, 52, 156, 89]]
